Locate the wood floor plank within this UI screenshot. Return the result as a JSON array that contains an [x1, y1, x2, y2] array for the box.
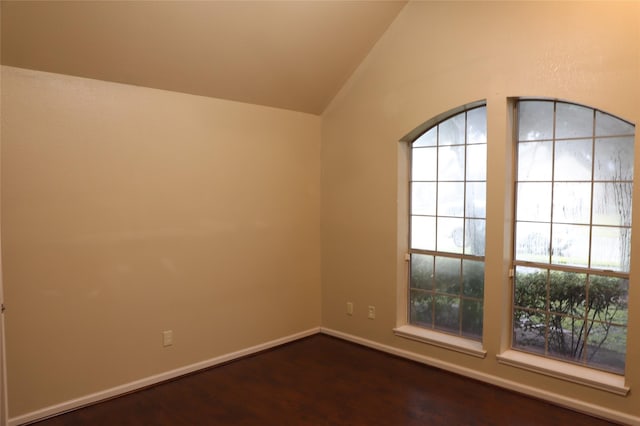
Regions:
[[31, 334, 618, 425]]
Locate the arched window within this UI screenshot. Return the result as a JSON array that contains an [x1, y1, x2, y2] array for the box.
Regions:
[[512, 100, 634, 374], [408, 104, 487, 341]]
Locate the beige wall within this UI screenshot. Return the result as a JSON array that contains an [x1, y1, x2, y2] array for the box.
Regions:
[[322, 1, 640, 420], [4, 0, 640, 422], [1, 66, 321, 416]]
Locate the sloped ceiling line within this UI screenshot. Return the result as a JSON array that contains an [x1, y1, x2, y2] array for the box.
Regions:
[[1, 1, 407, 114]]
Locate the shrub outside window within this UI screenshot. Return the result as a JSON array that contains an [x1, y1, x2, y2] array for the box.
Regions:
[[409, 106, 487, 340], [513, 100, 634, 374]]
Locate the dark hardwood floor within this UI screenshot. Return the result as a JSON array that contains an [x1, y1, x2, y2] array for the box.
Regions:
[[32, 334, 617, 425]]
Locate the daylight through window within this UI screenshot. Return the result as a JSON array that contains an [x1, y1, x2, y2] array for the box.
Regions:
[[409, 105, 487, 340], [513, 100, 634, 374]]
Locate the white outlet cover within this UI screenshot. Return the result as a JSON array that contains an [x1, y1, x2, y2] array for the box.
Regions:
[[162, 330, 173, 347], [368, 306, 375, 319]]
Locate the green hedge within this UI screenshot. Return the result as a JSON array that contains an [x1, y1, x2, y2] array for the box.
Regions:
[[514, 269, 627, 362]]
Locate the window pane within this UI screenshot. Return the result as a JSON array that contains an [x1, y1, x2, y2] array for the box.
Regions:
[[547, 315, 585, 362], [515, 221, 550, 262], [592, 182, 632, 226], [434, 295, 459, 333], [437, 182, 464, 217], [516, 182, 551, 222], [462, 260, 484, 297], [552, 182, 591, 224], [586, 323, 626, 374], [591, 226, 631, 272], [461, 299, 483, 339], [551, 223, 590, 267], [513, 309, 546, 355], [549, 271, 586, 316], [437, 217, 464, 253], [466, 144, 486, 181], [411, 182, 436, 216], [519, 101, 554, 141], [464, 219, 485, 256], [466, 181, 486, 219], [413, 127, 437, 147], [412, 147, 437, 181], [594, 137, 634, 181], [596, 111, 634, 137], [467, 107, 486, 144], [514, 266, 547, 310], [554, 139, 592, 181], [434, 256, 461, 294], [410, 291, 433, 327], [439, 113, 465, 146], [411, 216, 435, 251], [438, 145, 465, 181], [518, 141, 552, 181], [408, 105, 486, 341], [410, 254, 434, 290], [514, 101, 634, 374], [556, 103, 593, 139], [589, 276, 628, 325]]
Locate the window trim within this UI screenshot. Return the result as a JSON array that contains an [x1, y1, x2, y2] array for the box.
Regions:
[[497, 349, 629, 396], [400, 100, 487, 144], [394, 324, 487, 358]]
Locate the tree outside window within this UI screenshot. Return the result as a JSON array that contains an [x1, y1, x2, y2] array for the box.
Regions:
[[513, 100, 634, 374], [409, 106, 487, 341]]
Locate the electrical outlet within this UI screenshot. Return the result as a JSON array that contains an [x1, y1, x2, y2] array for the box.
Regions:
[[368, 305, 376, 319], [347, 302, 354, 316], [163, 330, 173, 347]]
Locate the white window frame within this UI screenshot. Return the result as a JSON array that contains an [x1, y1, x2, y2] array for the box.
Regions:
[[394, 101, 487, 358], [499, 98, 633, 395]]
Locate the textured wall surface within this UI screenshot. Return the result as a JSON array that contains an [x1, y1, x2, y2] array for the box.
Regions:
[[2, 66, 321, 416], [322, 1, 640, 420]]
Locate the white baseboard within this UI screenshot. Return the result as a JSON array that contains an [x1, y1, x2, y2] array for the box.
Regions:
[[9, 327, 320, 426], [320, 327, 640, 426], [12, 326, 639, 426]]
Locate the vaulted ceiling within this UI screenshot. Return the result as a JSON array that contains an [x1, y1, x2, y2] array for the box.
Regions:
[[1, 1, 406, 114]]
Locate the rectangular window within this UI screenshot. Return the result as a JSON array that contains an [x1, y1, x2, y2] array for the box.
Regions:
[[409, 106, 487, 340], [513, 100, 634, 374]]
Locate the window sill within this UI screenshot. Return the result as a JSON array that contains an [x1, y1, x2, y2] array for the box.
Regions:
[[393, 325, 486, 358], [497, 350, 629, 396]]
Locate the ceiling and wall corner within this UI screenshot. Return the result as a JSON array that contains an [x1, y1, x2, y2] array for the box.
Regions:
[[0, 0, 407, 115]]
